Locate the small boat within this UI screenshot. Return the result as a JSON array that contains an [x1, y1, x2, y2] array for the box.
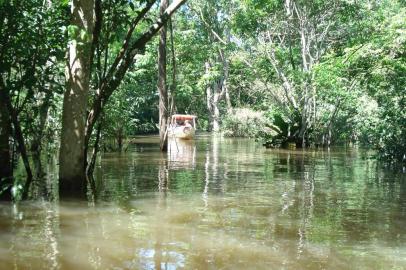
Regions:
[[168, 114, 197, 139]]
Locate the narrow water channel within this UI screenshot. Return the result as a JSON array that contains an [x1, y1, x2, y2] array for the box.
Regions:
[[1, 135, 405, 269]]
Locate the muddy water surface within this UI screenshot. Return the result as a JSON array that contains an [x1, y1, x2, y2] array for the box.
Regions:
[[1, 135, 405, 269]]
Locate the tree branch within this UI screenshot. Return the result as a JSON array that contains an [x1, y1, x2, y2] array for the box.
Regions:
[[89, 0, 103, 71], [101, 0, 156, 87], [85, 0, 187, 146]]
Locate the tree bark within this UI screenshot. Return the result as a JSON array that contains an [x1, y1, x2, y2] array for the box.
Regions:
[[158, 0, 169, 152], [212, 93, 221, 132], [31, 91, 51, 181], [59, 0, 95, 198], [0, 84, 12, 200], [205, 59, 224, 133], [221, 51, 232, 114], [169, 17, 177, 113], [116, 127, 123, 151], [30, 94, 51, 198], [205, 62, 214, 132]]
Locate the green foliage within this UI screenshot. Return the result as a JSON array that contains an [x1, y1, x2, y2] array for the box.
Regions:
[[222, 108, 275, 138], [316, 5, 406, 162], [103, 43, 159, 137], [0, 0, 67, 198], [88, 0, 163, 140], [225, 0, 405, 164]]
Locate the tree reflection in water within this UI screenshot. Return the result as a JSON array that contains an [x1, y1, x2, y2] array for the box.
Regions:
[[0, 137, 406, 269]]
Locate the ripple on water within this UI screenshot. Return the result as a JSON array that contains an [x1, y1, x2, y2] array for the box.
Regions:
[[1, 138, 406, 269]]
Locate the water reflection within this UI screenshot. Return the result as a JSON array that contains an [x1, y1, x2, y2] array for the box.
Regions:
[[0, 137, 406, 269], [0, 202, 60, 269]]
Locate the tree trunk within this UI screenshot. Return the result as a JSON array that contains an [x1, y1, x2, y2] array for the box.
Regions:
[[59, 0, 95, 198], [85, 121, 101, 196], [222, 57, 232, 114], [205, 61, 221, 132], [86, 121, 102, 177], [0, 85, 12, 200], [1, 86, 33, 199], [158, 0, 169, 152], [117, 127, 123, 152], [224, 86, 232, 114], [31, 91, 51, 181], [205, 62, 214, 132], [212, 92, 221, 132], [169, 17, 177, 113]]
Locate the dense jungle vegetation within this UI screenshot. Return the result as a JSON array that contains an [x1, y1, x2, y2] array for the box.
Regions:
[[0, 0, 405, 200]]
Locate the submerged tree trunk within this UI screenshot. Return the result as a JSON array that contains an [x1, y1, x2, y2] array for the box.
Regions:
[[30, 99, 49, 197], [158, 0, 169, 152], [0, 77, 33, 199], [116, 126, 124, 151], [6, 93, 33, 199], [31, 91, 52, 181], [59, 0, 95, 198], [0, 85, 12, 200]]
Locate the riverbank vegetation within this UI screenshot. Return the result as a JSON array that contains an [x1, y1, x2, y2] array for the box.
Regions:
[[0, 0, 405, 200]]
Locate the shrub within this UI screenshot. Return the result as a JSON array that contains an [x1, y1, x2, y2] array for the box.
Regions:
[[222, 108, 276, 138]]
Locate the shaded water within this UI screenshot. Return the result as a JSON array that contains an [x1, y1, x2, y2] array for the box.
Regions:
[[1, 135, 406, 269]]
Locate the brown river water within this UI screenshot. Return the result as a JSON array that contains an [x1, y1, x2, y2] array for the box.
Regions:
[[0, 135, 405, 269]]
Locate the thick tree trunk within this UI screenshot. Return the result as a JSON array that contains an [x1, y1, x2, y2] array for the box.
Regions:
[[158, 0, 169, 152], [59, 0, 94, 198], [0, 86, 12, 200]]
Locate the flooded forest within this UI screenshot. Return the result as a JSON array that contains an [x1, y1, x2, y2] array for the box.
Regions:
[[0, 0, 405, 269]]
